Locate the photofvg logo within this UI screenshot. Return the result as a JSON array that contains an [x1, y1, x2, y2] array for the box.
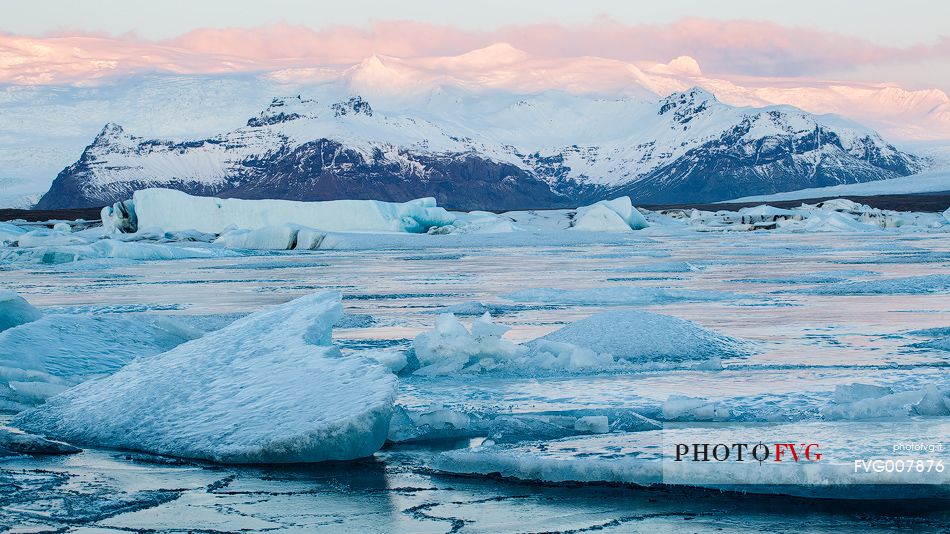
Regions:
[[660, 421, 949, 486], [674, 442, 821, 463]]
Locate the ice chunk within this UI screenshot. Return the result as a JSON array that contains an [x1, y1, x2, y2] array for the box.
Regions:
[[833, 383, 893, 404], [6, 239, 238, 264], [101, 199, 137, 233], [14, 292, 398, 463], [0, 426, 80, 456], [111, 188, 455, 234], [214, 225, 325, 250], [358, 349, 408, 374], [661, 395, 732, 421], [572, 197, 648, 232], [434, 211, 517, 234], [944, 206, 950, 224], [802, 211, 875, 232], [574, 415, 609, 434], [0, 314, 201, 410], [15, 229, 90, 247], [412, 313, 524, 375], [912, 385, 950, 416], [0, 290, 42, 333], [414, 407, 471, 431], [411, 313, 614, 375], [0, 222, 27, 244], [821, 388, 931, 420], [528, 339, 615, 370], [536, 310, 748, 362], [51, 222, 71, 233], [436, 422, 950, 496]]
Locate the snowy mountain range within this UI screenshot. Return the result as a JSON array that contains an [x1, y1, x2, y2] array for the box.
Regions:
[[36, 87, 924, 210]]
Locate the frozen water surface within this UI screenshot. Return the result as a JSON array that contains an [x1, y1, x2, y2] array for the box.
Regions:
[[1, 230, 949, 530]]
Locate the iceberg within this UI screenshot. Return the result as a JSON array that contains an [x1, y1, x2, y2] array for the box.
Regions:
[[0, 222, 27, 244], [0, 290, 42, 333], [410, 310, 743, 375], [535, 310, 748, 363], [571, 197, 648, 232], [0, 313, 201, 410], [14, 291, 398, 464], [213, 224, 326, 250], [802, 211, 875, 232], [104, 188, 456, 234], [821, 383, 950, 420], [411, 313, 613, 375]]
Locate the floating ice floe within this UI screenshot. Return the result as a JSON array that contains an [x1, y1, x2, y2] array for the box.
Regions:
[[0, 235, 239, 264], [821, 382, 950, 420], [102, 188, 456, 234], [535, 310, 748, 362], [410, 310, 745, 375], [213, 224, 329, 250], [0, 301, 201, 411], [411, 312, 613, 375], [655, 198, 950, 233], [434, 421, 950, 498], [0, 290, 42, 333], [662, 395, 733, 421], [14, 291, 398, 463], [0, 222, 27, 244]]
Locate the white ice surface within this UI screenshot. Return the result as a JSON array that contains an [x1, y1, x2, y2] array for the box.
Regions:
[[0, 313, 201, 411], [14, 291, 398, 463], [120, 188, 456, 234], [535, 310, 748, 363], [0, 290, 42, 333]]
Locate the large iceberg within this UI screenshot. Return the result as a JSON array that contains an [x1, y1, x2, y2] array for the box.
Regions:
[[571, 197, 649, 232], [103, 188, 456, 234], [0, 290, 42, 333], [14, 291, 398, 463], [0, 311, 201, 411]]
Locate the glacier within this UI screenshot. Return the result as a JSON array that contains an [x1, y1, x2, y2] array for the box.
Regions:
[[13, 291, 398, 463]]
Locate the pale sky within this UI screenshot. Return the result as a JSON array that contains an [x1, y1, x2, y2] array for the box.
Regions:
[[4, 0, 948, 47]]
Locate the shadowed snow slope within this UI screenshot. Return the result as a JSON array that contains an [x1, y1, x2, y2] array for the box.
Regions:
[[13, 291, 398, 464]]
